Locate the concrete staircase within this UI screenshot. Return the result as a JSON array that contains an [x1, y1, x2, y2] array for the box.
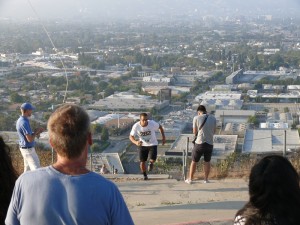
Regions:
[[112, 178, 248, 225]]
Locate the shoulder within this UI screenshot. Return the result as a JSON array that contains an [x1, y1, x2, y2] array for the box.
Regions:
[[209, 114, 216, 119], [88, 172, 122, 192], [197, 115, 206, 120], [193, 116, 199, 123], [148, 120, 157, 124], [210, 115, 216, 123], [16, 116, 26, 124], [16, 167, 50, 185], [132, 121, 140, 128], [149, 120, 159, 127]]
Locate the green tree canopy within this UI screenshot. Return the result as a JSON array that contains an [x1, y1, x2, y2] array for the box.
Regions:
[[101, 127, 109, 141]]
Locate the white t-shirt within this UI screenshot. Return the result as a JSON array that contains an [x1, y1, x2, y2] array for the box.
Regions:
[[130, 120, 160, 146]]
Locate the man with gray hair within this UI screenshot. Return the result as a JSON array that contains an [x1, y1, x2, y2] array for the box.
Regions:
[[6, 104, 134, 225]]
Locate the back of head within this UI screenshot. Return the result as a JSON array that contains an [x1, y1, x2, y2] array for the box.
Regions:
[[47, 104, 90, 159], [246, 155, 300, 224], [197, 105, 207, 114]]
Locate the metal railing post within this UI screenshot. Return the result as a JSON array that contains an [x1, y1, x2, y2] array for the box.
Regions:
[[183, 136, 190, 180], [186, 137, 189, 169], [51, 147, 54, 164], [283, 130, 287, 157], [182, 148, 186, 180]]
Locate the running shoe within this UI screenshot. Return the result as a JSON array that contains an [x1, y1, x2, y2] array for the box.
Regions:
[[185, 179, 192, 184]]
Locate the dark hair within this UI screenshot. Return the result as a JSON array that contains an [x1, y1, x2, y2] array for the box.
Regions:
[[236, 155, 300, 225], [140, 113, 148, 118], [47, 104, 91, 159], [197, 105, 207, 113], [0, 136, 18, 223]]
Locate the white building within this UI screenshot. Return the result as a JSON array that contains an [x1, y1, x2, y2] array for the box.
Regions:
[[143, 75, 172, 83], [215, 110, 256, 124], [195, 91, 243, 110], [90, 92, 168, 111], [243, 129, 300, 153], [260, 122, 288, 129]]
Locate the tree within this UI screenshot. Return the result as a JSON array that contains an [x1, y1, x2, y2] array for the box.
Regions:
[[248, 115, 259, 126], [91, 143, 101, 152], [101, 127, 109, 141], [91, 124, 103, 135], [10, 92, 24, 103]]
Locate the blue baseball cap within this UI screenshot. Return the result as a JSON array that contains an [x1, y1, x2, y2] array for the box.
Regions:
[[20, 102, 35, 110]]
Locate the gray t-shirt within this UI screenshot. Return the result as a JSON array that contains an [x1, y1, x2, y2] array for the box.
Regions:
[[193, 114, 216, 145], [5, 166, 134, 225]]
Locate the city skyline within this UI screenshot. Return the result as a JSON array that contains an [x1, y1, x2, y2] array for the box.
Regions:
[[1, 0, 300, 22]]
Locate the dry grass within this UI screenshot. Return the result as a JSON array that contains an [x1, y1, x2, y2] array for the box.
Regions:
[[10, 144, 55, 175], [9, 144, 300, 181]]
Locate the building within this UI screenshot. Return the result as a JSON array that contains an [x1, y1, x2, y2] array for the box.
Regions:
[[143, 86, 189, 96], [226, 69, 295, 84], [194, 91, 243, 111], [226, 69, 243, 84], [265, 112, 294, 127], [243, 129, 300, 153], [215, 110, 256, 124], [143, 75, 172, 84], [223, 123, 248, 136], [90, 91, 169, 111]]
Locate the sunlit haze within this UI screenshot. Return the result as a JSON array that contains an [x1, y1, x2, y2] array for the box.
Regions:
[[1, 0, 300, 22]]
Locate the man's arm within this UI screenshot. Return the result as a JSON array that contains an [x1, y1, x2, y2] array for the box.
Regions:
[[111, 185, 135, 225], [5, 180, 20, 225], [25, 127, 44, 142], [192, 116, 198, 135], [193, 127, 198, 135], [129, 135, 142, 146], [158, 125, 166, 145]]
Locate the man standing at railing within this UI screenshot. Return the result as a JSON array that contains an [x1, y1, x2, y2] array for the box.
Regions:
[[16, 102, 44, 172], [185, 105, 216, 184], [129, 112, 166, 180]]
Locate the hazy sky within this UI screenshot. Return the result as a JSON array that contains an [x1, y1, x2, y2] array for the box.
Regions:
[[1, 0, 300, 21]]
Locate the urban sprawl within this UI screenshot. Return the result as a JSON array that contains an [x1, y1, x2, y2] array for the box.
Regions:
[[1, 13, 300, 174]]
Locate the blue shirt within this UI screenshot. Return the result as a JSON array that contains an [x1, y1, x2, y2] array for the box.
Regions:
[[5, 166, 134, 225], [16, 116, 35, 148]]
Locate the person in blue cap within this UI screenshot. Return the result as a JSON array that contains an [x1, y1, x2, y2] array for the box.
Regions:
[[16, 102, 44, 172]]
